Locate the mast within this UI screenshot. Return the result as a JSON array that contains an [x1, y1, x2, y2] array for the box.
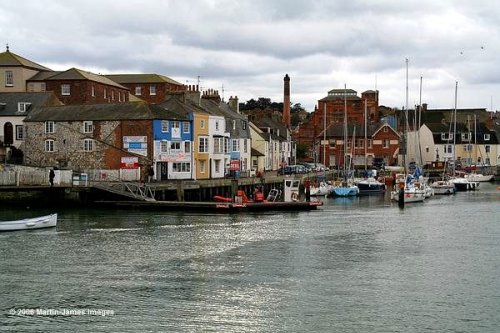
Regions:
[[364, 99, 367, 171], [344, 84, 348, 175], [453, 81, 458, 175], [403, 58, 409, 171], [323, 103, 327, 167]]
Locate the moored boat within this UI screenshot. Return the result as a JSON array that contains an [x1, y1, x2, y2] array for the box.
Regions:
[[355, 177, 386, 195], [430, 180, 456, 195], [0, 213, 58, 231], [450, 177, 479, 191]]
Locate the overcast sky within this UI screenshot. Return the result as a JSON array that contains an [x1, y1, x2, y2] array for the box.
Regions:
[[2, 0, 499, 111]]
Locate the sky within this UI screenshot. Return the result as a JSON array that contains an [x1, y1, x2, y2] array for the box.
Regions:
[[2, 0, 499, 112]]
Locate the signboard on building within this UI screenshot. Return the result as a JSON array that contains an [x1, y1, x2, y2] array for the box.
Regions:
[[120, 156, 139, 169], [229, 160, 241, 171], [123, 136, 147, 156]]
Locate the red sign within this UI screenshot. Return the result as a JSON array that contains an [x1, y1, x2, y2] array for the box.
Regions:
[[120, 157, 139, 169], [229, 160, 240, 171]]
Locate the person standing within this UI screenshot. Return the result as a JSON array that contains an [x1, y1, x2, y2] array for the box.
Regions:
[[147, 164, 155, 182], [49, 169, 55, 187]]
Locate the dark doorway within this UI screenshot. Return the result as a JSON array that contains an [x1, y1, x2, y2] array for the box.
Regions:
[[4, 122, 13, 145]]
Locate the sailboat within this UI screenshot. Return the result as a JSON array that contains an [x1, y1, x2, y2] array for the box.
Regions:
[[355, 97, 386, 195], [331, 85, 359, 197], [447, 82, 480, 191], [390, 58, 425, 203]]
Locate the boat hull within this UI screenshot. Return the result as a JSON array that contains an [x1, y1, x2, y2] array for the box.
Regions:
[[0, 213, 57, 231], [356, 182, 386, 195]]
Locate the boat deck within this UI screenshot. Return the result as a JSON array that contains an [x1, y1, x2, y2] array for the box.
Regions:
[[95, 200, 323, 212]]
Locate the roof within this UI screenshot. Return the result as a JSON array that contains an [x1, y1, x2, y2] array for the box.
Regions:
[[28, 71, 61, 81], [45, 68, 128, 90], [0, 50, 52, 71], [0, 92, 60, 116], [24, 101, 186, 122], [319, 89, 361, 102], [105, 74, 184, 86]]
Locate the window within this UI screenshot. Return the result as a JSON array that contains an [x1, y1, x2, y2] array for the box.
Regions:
[[224, 138, 230, 153], [243, 139, 248, 153], [40, 82, 46, 92], [91, 85, 95, 97], [383, 126, 388, 132], [83, 121, 93, 133], [104, 88, 107, 99], [183, 122, 190, 133], [150, 85, 156, 95], [214, 159, 221, 173], [45, 139, 54, 152], [383, 139, 390, 148], [464, 144, 473, 152], [233, 120, 236, 130], [367, 139, 372, 148], [172, 162, 191, 172], [184, 141, 191, 153], [45, 121, 55, 134], [232, 139, 240, 152], [15, 125, 24, 140], [160, 141, 169, 153], [445, 144, 453, 154], [215, 121, 219, 131], [241, 120, 247, 130], [199, 160, 206, 173], [5, 70, 13, 87], [118, 92, 122, 102], [214, 137, 224, 154], [441, 133, 451, 140], [200, 119, 205, 129], [83, 139, 94, 152], [61, 84, 70, 96], [170, 142, 181, 151], [199, 137, 208, 153], [172, 121, 180, 130], [18, 102, 30, 112], [484, 134, 490, 141], [111, 90, 115, 101], [461, 133, 470, 141], [135, 86, 142, 95], [161, 120, 169, 132], [28, 83, 34, 92], [485, 145, 491, 153]]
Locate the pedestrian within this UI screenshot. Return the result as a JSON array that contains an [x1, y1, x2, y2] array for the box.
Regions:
[[49, 169, 55, 187], [147, 164, 154, 182]]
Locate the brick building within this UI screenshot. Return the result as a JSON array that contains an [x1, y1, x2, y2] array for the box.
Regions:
[[296, 88, 380, 166], [41, 68, 130, 105], [105, 74, 185, 104]]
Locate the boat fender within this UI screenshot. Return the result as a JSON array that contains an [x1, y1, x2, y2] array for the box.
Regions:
[[291, 192, 298, 201]]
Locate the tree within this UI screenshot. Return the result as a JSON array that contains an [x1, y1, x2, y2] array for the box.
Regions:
[[295, 143, 308, 160]]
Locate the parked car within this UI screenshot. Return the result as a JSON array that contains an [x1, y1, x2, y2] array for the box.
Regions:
[[278, 165, 308, 175]]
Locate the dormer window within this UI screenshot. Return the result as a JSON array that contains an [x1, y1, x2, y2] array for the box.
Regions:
[[441, 133, 451, 140], [484, 133, 490, 141], [18, 102, 31, 112], [461, 133, 471, 141]]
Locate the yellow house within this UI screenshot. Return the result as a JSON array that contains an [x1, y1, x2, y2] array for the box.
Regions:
[[193, 111, 210, 180]]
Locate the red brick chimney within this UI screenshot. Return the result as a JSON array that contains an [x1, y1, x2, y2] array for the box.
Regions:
[[283, 74, 291, 128]]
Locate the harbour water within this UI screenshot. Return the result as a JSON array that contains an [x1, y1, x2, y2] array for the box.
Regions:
[[1, 182, 499, 332]]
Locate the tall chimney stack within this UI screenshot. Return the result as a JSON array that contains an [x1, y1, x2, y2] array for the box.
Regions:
[[283, 74, 291, 128]]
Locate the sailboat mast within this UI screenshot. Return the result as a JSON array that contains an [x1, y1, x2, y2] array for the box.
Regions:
[[323, 104, 327, 167], [453, 81, 458, 174], [344, 84, 347, 174], [364, 99, 367, 171]]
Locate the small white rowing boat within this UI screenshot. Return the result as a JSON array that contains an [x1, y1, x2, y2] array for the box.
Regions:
[[0, 213, 57, 231]]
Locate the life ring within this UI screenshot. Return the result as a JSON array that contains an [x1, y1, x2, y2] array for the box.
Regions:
[[291, 192, 298, 201]]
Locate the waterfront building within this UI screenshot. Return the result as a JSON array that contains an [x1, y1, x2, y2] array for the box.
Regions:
[[320, 122, 400, 168], [105, 73, 185, 104], [295, 87, 379, 167], [41, 68, 130, 105], [23, 101, 171, 180], [0, 46, 53, 93]]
